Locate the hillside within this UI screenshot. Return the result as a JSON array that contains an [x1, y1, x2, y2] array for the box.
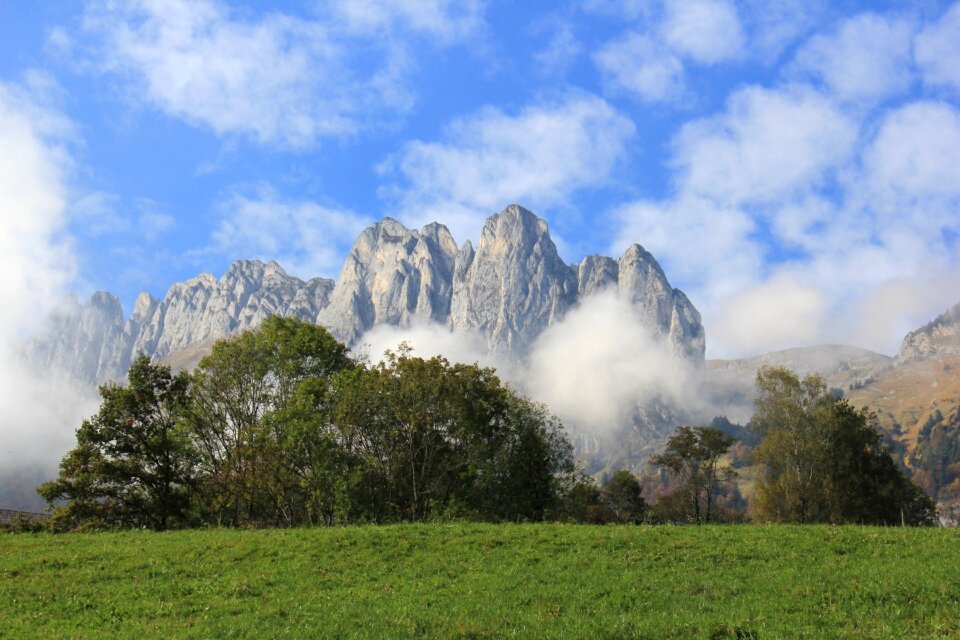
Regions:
[[846, 354, 960, 441], [2, 525, 960, 639]]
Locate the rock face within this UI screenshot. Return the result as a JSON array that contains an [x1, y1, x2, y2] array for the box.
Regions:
[[29, 205, 705, 385], [28, 260, 334, 385], [26, 291, 127, 385], [450, 205, 579, 353], [319, 219, 458, 346], [898, 302, 960, 362]]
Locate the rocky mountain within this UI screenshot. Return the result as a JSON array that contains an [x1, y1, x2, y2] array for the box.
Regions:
[[30, 205, 705, 387], [318, 219, 458, 346], [28, 260, 334, 385], [897, 302, 960, 362]]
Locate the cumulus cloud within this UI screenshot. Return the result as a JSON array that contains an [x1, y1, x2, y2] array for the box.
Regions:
[[915, 2, 960, 94], [660, 0, 744, 64], [73, 0, 484, 148], [327, 0, 485, 43], [592, 0, 744, 103], [861, 100, 960, 210], [738, 0, 826, 62], [674, 85, 857, 204], [594, 33, 686, 103], [790, 12, 915, 103], [0, 78, 99, 496], [613, 67, 960, 357], [380, 93, 635, 243], [210, 184, 371, 279]]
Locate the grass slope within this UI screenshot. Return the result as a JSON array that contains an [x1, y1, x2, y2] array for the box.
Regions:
[[2, 524, 959, 639]]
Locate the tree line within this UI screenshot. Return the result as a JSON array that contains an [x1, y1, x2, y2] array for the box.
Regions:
[[32, 317, 937, 531], [38, 317, 585, 530]]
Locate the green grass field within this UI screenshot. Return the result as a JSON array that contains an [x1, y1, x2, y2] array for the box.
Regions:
[[1, 524, 958, 639]]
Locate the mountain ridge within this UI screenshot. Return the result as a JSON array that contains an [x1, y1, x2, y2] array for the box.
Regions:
[[28, 204, 705, 386]]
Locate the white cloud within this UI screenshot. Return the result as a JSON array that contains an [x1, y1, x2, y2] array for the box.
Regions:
[[612, 195, 761, 303], [381, 93, 635, 243], [526, 290, 691, 433], [327, 0, 485, 43], [791, 12, 915, 102], [915, 2, 960, 94], [356, 321, 500, 371], [611, 67, 960, 357], [739, 0, 825, 63], [661, 0, 744, 64], [674, 85, 857, 205], [861, 101, 960, 209], [136, 199, 176, 240], [534, 21, 583, 76], [0, 78, 99, 485], [0, 82, 73, 336], [580, 0, 651, 20], [357, 291, 693, 438], [211, 184, 370, 279], [709, 274, 827, 356], [71, 191, 126, 237], [76, 0, 484, 148], [594, 33, 686, 103]]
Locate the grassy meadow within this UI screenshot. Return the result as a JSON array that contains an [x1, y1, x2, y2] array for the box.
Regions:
[[1, 524, 959, 639]]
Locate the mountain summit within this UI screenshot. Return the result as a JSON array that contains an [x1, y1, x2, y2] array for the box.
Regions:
[[28, 205, 704, 385]]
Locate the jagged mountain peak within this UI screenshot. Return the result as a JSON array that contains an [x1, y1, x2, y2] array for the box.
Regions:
[[31, 203, 706, 384], [449, 205, 578, 353], [480, 204, 551, 245], [319, 216, 459, 345], [88, 290, 123, 312]]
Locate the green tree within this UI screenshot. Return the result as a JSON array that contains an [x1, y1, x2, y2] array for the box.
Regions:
[[751, 366, 936, 525], [39, 355, 195, 531], [328, 346, 577, 522], [651, 426, 736, 524], [601, 470, 647, 524], [186, 316, 353, 526]]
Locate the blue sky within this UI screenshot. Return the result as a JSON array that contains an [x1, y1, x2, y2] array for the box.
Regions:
[[2, 0, 960, 357]]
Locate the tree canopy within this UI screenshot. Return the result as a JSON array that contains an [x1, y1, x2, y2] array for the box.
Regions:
[[751, 366, 936, 525], [42, 318, 579, 529], [651, 425, 736, 524], [39, 355, 194, 531]]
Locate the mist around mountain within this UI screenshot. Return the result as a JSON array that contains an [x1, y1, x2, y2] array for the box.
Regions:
[[6, 204, 960, 516]]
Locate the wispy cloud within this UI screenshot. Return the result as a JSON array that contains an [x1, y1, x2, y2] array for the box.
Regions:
[[611, 17, 960, 358], [70, 0, 486, 148], [915, 1, 960, 94], [594, 34, 686, 103], [592, 0, 745, 104], [209, 184, 370, 279], [380, 93, 635, 244], [789, 12, 915, 104]]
